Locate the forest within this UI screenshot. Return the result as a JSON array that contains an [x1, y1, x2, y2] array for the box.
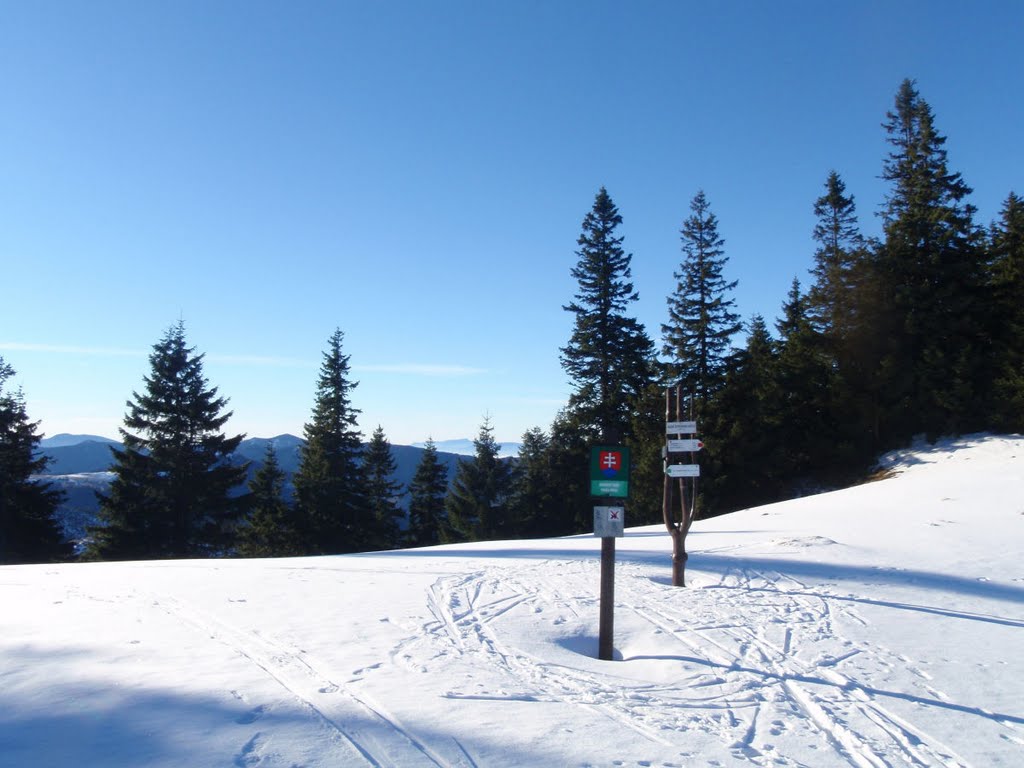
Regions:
[[2, 79, 1021, 564]]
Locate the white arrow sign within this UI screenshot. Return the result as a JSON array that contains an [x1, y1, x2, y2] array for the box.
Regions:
[[667, 439, 704, 453], [666, 464, 700, 478], [666, 420, 697, 434]]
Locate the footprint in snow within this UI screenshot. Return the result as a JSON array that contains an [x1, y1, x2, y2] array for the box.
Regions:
[[235, 705, 266, 725]]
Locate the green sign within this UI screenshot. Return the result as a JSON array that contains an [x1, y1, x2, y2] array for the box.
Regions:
[[590, 445, 630, 498]]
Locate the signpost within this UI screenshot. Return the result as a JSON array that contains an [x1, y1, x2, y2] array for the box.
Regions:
[[591, 445, 630, 661], [590, 446, 630, 497], [663, 386, 701, 587], [593, 506, 625, 538], [666, 420, 697, 434], [667, 439, 704, 453], [666, 464, 701, 478]]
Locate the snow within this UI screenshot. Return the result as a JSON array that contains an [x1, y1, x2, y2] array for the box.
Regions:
[[3, 434, 1023, 767]]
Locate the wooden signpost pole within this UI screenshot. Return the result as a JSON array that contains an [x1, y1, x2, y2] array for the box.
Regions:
[[663, 384, 699, 587]]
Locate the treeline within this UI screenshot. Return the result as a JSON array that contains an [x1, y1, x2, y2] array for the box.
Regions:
[[2, 79, 1022, 563]]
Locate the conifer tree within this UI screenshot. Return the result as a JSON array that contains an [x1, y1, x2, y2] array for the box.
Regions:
[[990, 191, 1024, 430], [406, 438, 449, 548], [445, 418, 513, 542], [627, 381, 674, 525], [807, 171, 866, 342], [237, 444, 298, 557], [874, 79, 988, 441], [87, 322, 248, 560], [363, 425, 403, 550], [663, 190, 741, 413], [0, 357, 69, 563], [292, 329, 368, 554], [508, 427, 557, 537], [703, 316, 782, 513], [774, 280, 835, 483], [542, 409, 593, 535], [561, 187, 655, 443]]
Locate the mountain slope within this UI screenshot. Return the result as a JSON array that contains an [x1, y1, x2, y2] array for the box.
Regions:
[[4, 434, 1022, 766]]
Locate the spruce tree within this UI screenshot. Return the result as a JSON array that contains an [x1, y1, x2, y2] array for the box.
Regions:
[[0, 357, 69, 563], [543, 409, 593, 535], [807, 171, 866, 341], [292, 329, 368, 554], [237, 444, 298, 557], [874, 79, 988, 441], [703, 316, 782, 513], [444, 418, 513, 542], [508, 427, 557, 537], [87, 322, 248, 560], [561, 187, 655, 443], [662, 190, 741, 413], [364, 425, 403, 550], [774, 279, 836, 484], [406, 438, 449, 548], [990, 191, 1024, 430]]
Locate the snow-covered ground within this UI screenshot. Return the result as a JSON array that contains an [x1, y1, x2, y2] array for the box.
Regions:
[[3, 435, 1022, 767]]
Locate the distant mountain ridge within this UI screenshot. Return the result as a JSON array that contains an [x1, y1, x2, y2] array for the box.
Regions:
[[412, 438, 522, 458], [34, 433, 479, 538], [40, 433, 120, 448]]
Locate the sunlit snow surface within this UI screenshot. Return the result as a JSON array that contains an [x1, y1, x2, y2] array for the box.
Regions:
[[3, 435, 1023, 767]]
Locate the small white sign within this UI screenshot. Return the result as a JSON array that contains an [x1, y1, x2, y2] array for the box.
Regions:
[[593, 506, 625, 537], [667, 439, 704, 453], [666, 464, 700, 478], [666, 420, 697, 434]]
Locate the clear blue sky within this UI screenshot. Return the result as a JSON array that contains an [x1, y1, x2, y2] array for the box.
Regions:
[[2, 1, 1021, 445]]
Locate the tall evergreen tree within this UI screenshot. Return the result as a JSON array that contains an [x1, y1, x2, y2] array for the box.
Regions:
[[445, 418, 513, 542], [237, 444, 298, 557], [542, 409, 593, 535], [807, 171, 866, 341], [0, 357, 68, 563], [703, 316, 783, 513], [774, 279, 836, 483], [508, 427, 557, 537], [561, 187, 655, 443], [406, 438, 449, 548], [87, 322, 248, 560], [292, 329, 368, 554], [662, 190, 741, 413], [990, 191, 1024, 430], [627, 381, 674, 525], [874, 79, 988, 441], [363, 425, 403, 550]]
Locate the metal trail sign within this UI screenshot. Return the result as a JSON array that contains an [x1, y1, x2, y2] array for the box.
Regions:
[[666, 464, 701, 478], [667, 439, 704, 453], [666, 420, 697, 434]]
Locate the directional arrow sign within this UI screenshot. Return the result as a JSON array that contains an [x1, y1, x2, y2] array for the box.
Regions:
[[666, 420, 697, 434], [667, 439, 704, 453], [666, 464, 700, 478]]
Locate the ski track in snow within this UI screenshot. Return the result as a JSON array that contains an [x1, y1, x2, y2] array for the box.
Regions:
[[148, 591, 475, 768], [388, 558, 985, 767]]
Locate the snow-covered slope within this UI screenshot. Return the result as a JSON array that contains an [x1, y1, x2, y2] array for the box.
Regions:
[[3, 435, 1022, 767]]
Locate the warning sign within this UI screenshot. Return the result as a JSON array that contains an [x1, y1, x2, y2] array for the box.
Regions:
[[593, 506, 625, 537]]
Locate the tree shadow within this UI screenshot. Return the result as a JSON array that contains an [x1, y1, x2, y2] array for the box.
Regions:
[[617, 651, 1024, 727]]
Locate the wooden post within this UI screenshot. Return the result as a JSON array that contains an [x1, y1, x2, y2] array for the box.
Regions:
[[663, 384, 695, 587], [598, 536, 615, 660]]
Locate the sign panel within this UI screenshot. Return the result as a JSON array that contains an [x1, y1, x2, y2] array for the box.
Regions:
[[667, 439, 704, 453], [666, 464, 701, 478], [593, 506, 625, 537], [666, 420, 697, 434], [590, 445, 630, 498]]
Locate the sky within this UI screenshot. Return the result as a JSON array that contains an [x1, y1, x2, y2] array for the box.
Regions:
[[2, 1, 1022, 446]]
